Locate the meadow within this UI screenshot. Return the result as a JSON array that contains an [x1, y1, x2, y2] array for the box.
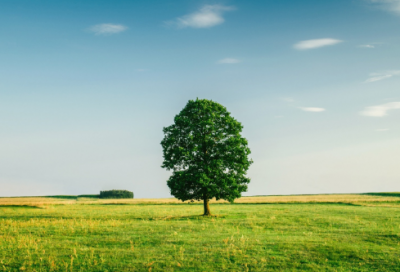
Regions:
[[0, 194, 400, 271]]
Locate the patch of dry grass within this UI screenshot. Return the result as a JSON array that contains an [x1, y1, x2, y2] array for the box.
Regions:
[[0, 197, 76, 207], [1, 193, 399, 207]]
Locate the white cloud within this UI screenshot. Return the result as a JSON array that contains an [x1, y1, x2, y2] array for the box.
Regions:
[[299, 107, 326, 112], [360, 102, 400, 117], [88, 24, 128, 35], [217, 58, 240, 64], [376, 128, 390, 131], [359, 44, 375, 48], [369, 0, 400, 15], [365, 70, 400, 83], [293, 38, 343, 50], [167, 5, 235, 28], [366, 74, 393, 82]]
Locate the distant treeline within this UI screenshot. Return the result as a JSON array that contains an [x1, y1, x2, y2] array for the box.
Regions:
[[46, 195, 100, 199], [45, 191, 134, 200], [363, 192, 400, 197], [99, 190, 134, 199]]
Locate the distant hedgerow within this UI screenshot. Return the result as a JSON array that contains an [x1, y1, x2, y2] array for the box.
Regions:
[[78, 194, 99, 198], [99, 190, 134, 199]]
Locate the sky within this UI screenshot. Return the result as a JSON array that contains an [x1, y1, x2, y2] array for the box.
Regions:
[[0, 0, 399, 198]]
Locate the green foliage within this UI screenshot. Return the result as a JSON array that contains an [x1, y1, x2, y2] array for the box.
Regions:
[[99, 190, 133, 199], [161, 99, 252, 205]]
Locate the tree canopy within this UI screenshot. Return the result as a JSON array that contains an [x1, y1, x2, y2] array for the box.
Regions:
[[161, 99, 252, 215]]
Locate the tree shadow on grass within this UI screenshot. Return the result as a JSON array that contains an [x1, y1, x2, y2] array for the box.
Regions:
[[0, 205, 43, 209], [232, 202, 362, 206], [100, 203, 131, 205], [96, 202, 364, 207], [148, 214, 226, 221]]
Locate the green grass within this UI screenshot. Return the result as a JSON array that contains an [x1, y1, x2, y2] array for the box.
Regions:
[[1, 200, 400, 271]]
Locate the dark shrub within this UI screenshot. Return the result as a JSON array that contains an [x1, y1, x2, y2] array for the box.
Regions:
[[99, 190, 134, 199]]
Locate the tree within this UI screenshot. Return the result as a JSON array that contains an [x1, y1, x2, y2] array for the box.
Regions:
[[161, 99, 252, 216]]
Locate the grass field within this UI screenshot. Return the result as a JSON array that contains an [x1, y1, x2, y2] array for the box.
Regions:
[[1, 194, 400, 271]]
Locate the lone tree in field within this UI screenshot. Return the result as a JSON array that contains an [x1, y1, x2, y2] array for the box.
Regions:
[[161, 99, 252, 216]]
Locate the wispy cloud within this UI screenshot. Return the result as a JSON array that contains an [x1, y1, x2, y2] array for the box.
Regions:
[[217, 58, 240, 64], [359, 44, 375, 48], [166, 5, 235, 28], [360, 102, 400, 117], [88, 24, 128, 35], [299, 107, 326, 112], [368, 0, 400, 15], [365, 70, 400, 83], [293, 38, 343, 50]]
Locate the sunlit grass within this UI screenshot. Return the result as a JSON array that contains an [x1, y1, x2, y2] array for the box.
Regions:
[[1, 193, 400, 207], [0, 194, 399, 271]]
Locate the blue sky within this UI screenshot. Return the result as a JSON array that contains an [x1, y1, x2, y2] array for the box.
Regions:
[[1, 0, 399, 197]]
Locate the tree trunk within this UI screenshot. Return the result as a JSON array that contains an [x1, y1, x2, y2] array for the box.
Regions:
[[203, 197, 211, 216]]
